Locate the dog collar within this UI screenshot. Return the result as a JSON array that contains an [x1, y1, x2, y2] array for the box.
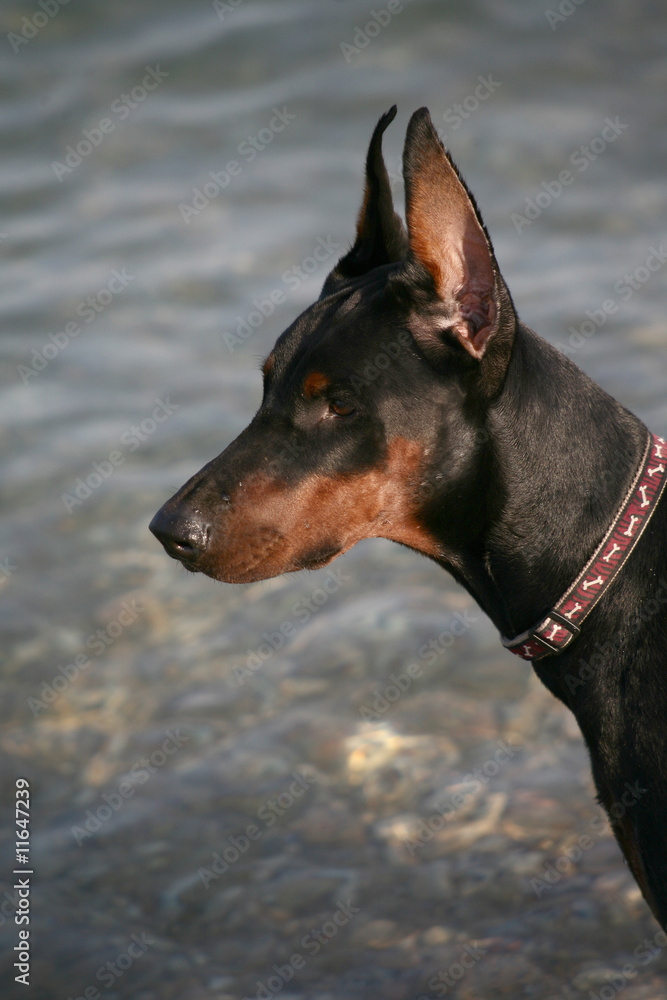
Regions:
[[502, 432, 667, 661]]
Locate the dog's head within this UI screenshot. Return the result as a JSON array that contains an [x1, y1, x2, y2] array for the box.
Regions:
[[150, 107, 516, 583]]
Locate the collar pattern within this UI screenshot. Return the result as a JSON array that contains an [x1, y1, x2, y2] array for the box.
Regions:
[[503, 432, 667, 661]]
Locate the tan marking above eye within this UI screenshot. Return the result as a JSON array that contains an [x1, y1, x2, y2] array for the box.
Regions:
[[262, 355, 276, 378], [302, 371, 331, 399]]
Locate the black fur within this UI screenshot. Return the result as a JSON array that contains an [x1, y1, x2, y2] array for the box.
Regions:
[[151, 107, 667, 928]]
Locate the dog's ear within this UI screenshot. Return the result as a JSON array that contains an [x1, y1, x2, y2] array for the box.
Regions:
[[401, 107, 511, 366], [322, 106, 407, 293]]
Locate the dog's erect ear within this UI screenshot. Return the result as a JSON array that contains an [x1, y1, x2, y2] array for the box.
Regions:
[[322, 106, 407, 292], [402, 107, 504, 362]]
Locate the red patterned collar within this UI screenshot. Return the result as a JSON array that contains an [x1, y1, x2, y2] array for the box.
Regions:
[[503, 432, 667, 661]]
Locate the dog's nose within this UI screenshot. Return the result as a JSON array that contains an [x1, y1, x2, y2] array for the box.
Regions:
[[149, 505, 210, 564]]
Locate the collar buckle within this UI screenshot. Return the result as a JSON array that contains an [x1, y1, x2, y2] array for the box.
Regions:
[[501, 432, 666, 661]]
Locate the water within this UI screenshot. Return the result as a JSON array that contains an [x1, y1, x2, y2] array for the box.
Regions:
[[1, 1, 667, 997]]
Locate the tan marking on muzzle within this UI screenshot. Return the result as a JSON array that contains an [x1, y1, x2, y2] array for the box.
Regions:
[[203, 437, 440, 583]]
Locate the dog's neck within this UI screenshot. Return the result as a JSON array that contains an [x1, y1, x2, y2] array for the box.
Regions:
[[439, 324, 648, 638]]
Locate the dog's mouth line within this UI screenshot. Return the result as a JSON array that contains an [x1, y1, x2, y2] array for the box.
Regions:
[[161, 518, 347, 580], [197, 529, 288, 582], [213, 539, 343, 581], [161, 540, 200, 566], [298, 547, 343, 571]]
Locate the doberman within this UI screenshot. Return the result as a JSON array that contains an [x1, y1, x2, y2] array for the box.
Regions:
[[150, 106, 667, 929]]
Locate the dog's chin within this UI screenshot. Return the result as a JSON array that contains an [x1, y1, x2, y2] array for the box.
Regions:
[[298, 545, 344, 571], [194, 543, 345, 585]]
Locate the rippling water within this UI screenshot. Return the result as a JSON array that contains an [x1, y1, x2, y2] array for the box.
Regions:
[[1, 1, 667, 998]]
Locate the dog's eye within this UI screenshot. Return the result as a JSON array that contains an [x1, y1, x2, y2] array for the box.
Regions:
[[329, 399, 355, 417]]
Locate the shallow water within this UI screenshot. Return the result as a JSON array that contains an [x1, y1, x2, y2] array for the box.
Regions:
[[1, 1, 667, 998]]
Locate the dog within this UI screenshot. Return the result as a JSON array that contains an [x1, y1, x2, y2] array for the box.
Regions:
[[150, 106, 667, 929]]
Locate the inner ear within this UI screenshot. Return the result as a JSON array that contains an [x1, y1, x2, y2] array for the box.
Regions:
[[323, 106, 408, 293], [402, 107, 500, 360]]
